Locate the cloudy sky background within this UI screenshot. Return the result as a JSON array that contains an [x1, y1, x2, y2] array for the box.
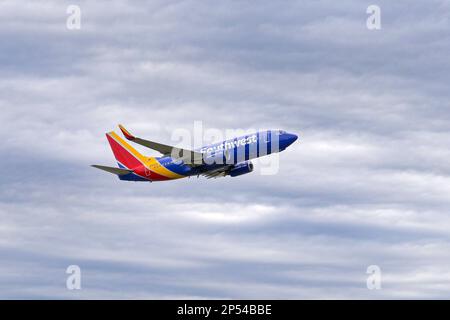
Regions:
[[1, 0, 450, 298]]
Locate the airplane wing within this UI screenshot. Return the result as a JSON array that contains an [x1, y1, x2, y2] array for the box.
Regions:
[[118, 124, 203, 165], [201, 165, 232, 179]]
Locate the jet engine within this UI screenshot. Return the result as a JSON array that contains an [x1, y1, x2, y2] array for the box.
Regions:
[[229, 161, 254, 177]]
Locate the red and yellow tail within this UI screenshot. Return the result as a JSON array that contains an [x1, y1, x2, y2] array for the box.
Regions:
[[106, 131, 148, 169], [104, 129, 186, 181]]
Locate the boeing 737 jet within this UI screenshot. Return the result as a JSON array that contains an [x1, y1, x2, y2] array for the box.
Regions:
[[92, 125, 298, 181]]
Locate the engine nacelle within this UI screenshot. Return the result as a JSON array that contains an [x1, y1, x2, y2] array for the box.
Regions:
[[229, 161, 254, 177]]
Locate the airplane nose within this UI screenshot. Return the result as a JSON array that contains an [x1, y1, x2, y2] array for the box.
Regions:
[[278, 132, 298, 151], [286, 133, 298, 146]]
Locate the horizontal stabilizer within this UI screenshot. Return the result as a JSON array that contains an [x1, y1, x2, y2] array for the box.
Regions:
[[91, 165, 133, 175]]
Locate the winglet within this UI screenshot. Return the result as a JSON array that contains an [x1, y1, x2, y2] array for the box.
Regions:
[[118, 124, 135, 141]]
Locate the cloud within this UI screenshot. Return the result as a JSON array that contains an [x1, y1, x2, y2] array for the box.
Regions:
[[1, 0, 450, 298]]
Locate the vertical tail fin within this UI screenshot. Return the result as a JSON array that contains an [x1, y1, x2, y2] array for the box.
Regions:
[[106, 131, 147, 169]]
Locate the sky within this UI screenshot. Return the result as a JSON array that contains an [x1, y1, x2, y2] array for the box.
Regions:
[[1, 0, 450, 299]]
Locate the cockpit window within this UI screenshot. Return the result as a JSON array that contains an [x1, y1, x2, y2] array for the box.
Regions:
[[279, 130, 286, 135]]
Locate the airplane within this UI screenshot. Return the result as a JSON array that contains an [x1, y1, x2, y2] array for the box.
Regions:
[[92, 125, 298, 182]]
